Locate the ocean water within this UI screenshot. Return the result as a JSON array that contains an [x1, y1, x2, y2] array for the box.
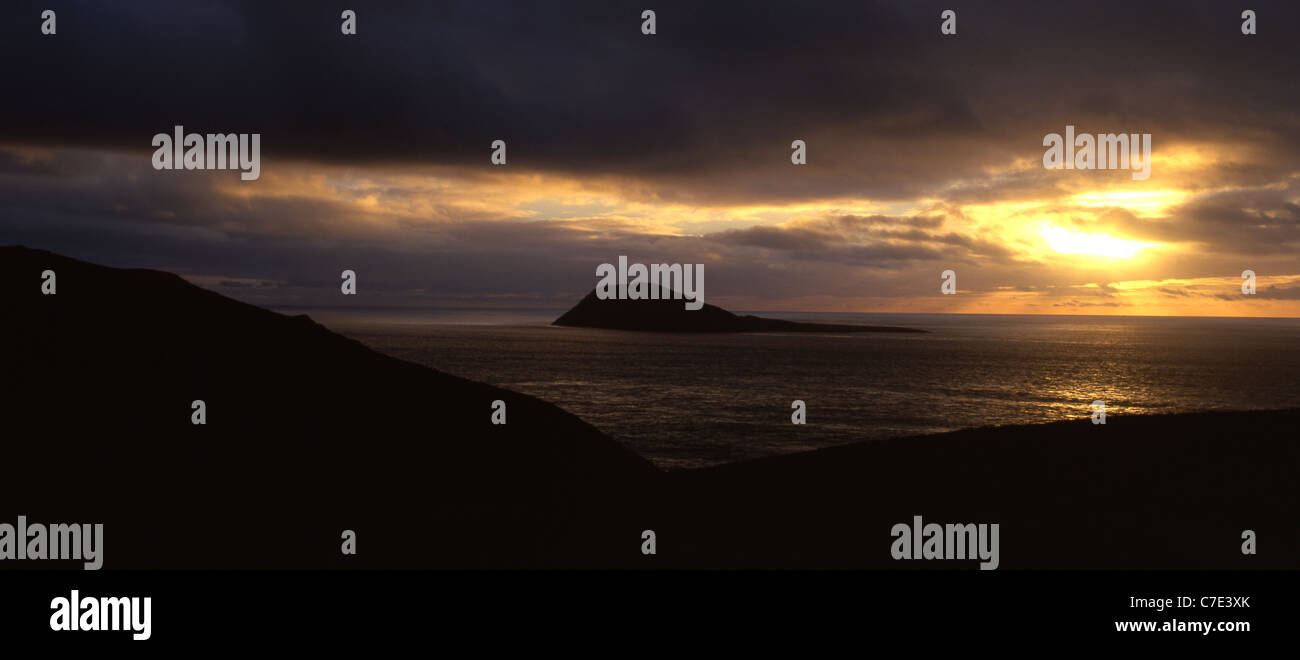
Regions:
[[288, 307, 1300, 470]]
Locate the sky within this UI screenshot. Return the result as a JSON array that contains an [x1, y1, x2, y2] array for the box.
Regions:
[[2, 0, 1298, 316]]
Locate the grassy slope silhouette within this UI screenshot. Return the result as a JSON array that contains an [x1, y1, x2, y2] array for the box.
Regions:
[[1, 246, 657, 568], [3, 246, 1296, 569]]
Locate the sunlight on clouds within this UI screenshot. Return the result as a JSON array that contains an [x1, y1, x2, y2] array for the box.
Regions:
[[1071, 189, 1189, 215], [181, 149, 1300, 317]]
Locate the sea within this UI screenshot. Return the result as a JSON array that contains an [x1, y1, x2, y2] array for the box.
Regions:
[[282, 307, 1300, 470]]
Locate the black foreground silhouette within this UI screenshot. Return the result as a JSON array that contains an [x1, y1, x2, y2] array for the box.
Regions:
[[2, 246, 1296, 569]]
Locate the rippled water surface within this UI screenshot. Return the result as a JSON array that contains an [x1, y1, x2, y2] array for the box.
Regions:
[[291, 308, 1300, 469]]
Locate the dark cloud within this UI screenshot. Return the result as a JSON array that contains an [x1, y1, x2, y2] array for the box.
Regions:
[[1216, 285, 1300, 301], [3, 0, 1300, 204], [1107, 183, 1300, 255], [706, 213, 1015, 265]]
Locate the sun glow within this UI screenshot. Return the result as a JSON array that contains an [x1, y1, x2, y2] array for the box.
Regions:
[[1042, 226, 1150, 258]]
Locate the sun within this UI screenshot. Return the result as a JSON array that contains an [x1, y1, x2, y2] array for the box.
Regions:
[[1042, 227, 1150, 258]]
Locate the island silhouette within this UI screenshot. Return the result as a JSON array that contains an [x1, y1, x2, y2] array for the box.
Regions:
[[2, 246, 1295, 570], [554, 289, 925, 332]]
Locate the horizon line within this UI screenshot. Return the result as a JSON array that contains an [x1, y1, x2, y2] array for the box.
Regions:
[[268, 303, 1300, 322]]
